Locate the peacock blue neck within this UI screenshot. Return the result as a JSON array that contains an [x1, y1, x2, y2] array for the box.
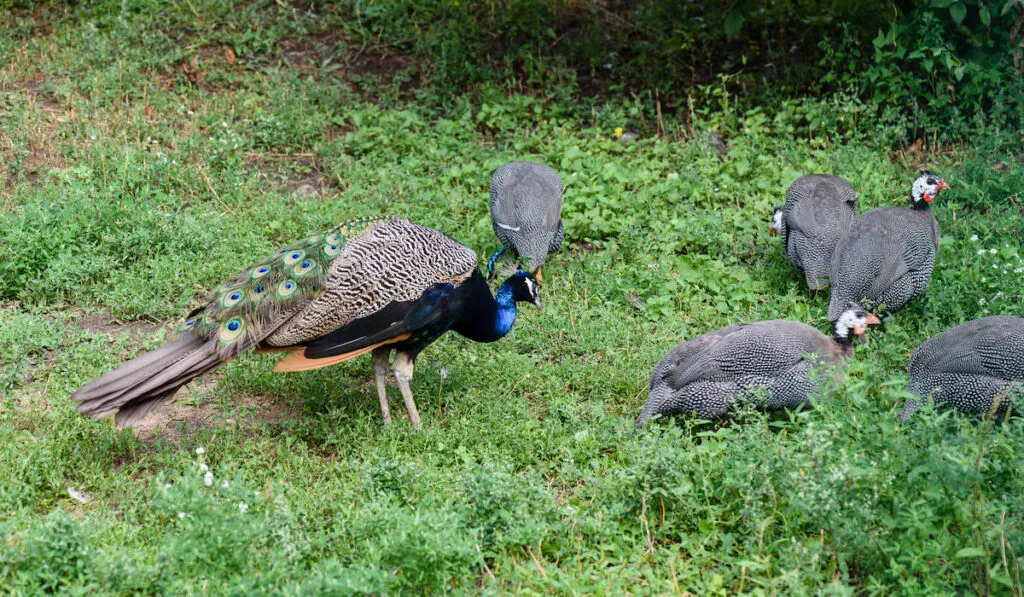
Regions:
[[492, 280, 519, 337], [453, 271, 518, 343]]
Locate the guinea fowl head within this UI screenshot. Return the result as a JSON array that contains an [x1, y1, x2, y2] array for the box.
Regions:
[[769, 206, 783, 235], [832, 302, 881, 345], [911, 168, 950, 207]]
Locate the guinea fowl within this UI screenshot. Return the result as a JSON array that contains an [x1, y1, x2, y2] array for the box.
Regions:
[[487, 161, 564, 281], [770, 174, 858, 290], [827, 169, 950, 321], [899, 316, 1024, 420], [637, 303, 880, 425], [72, 216, 541, 430]]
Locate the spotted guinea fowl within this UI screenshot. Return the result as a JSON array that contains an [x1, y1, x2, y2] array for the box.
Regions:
[[72, 216, 541, 430], [827, 169, 950, 321], [770, 174, 857, 290], [637, 303, 880, 425], [898, 316, 1024, 421], [487, 161, 564, 281]]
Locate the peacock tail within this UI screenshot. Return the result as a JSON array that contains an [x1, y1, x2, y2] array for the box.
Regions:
[[179, 216, 390, 360]]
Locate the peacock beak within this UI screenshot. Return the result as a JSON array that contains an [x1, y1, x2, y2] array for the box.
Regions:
[[532, 297, 543, 311]]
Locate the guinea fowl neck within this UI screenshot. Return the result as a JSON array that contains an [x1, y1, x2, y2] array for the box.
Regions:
[[454, 273, 517, 343], [831, 325, 858, 356]]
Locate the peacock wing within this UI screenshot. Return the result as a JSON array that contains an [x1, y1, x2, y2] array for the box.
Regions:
[[181, 216, 394, 360]]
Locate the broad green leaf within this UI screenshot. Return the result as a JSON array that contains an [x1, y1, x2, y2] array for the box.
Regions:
[[980, 4, 991, 26], [955, 547, 985, 558], [724, 10, 744, 38], [950, 2, 967, 25]]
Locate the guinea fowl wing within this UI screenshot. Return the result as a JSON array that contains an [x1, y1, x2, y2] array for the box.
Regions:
[[911, 317, 1024, 379]]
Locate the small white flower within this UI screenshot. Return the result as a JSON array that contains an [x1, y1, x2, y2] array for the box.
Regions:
[[165, 483, 172, 489], [178, 512, 186, 519], [667, 172, 679, 179], [990, 248, 998, 255], [994, 264, 1000, 269], [90, 135, 96, 141], [67, 487, 88, 504], [977, 249, 987, 255], [238, 502, 249, 514], [221, 480, 229, 489], [440, 366, 450, 380], [199, 463, 209, 473], [204, 471, 214, 486], [1015, 267, 1023, 274], [970, 234, 979, 242], [195, 447, 206, 455]]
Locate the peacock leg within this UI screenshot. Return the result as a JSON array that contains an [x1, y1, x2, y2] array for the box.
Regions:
[[371, 347, 392, 425], [392, 351, 422, 429]]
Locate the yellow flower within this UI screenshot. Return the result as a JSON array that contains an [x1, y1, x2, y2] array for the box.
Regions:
[[614, 127, 623, 138]]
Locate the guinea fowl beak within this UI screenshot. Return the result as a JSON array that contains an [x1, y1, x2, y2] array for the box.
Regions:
[[936, 179, 950, 192], [853, 326, 866, 335], [866, 313, 882, 325]]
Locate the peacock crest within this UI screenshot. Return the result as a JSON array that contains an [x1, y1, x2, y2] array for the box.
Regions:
[[181, 216, 390, 357]]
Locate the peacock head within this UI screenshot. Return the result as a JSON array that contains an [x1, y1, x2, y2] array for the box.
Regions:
[[501, 270, 543, 311], [769, 206, 784, 235], [832, 302, 881, 344], [911, 168, 950, 206]]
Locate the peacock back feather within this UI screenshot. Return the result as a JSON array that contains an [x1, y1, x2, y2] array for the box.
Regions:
[[181, 216, 390, 359]]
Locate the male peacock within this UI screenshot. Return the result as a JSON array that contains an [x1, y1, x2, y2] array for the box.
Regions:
[[72, 216, 541, 430], [487, 161, 564, 281]]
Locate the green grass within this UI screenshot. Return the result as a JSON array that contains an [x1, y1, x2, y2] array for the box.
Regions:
[[2, 2, 1024, 595]]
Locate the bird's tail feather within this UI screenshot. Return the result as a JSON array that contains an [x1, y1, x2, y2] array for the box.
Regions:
[[72, 334, 222, 428]]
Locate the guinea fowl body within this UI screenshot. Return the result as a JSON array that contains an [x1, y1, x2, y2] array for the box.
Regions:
[[72, 216, 540, 429], [900, 316, 1024, 420], [637, 307, 877, 425], [826, 170, 948, 321], [488, 161, 564, 274], [778, 174, 857, 289]]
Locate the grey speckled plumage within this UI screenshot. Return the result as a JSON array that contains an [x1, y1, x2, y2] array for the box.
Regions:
[[637, 306, 877, 425], [71, 217, 542, 429], [778, 174, 857, 289], [900, 316, 1024, 420], [827, 170, 948, 321], [489, 161, 564, 272]]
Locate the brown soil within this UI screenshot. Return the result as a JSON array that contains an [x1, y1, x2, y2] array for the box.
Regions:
[[132, 379, 297, 445]]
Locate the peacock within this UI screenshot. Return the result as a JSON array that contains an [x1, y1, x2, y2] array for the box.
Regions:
[[72, 216, 542, 430], [486, 161, 564, 282]]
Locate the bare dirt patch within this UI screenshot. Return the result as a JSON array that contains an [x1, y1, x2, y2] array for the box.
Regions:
[[0, 76, 69, 186], [68, 310, 164, 343], [132, 377, 298, 445], [244, 151, 340, 197], [279, 30, 421, 101]]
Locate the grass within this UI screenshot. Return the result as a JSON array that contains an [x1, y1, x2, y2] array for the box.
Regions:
[[2, 2, 1024, 595]]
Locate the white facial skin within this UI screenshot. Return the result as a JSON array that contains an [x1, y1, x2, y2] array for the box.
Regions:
[[911, 172, 949, 204], [770, 209, 783, 234], [524, 276, 538, 300], [834, 308, 869, 339]]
